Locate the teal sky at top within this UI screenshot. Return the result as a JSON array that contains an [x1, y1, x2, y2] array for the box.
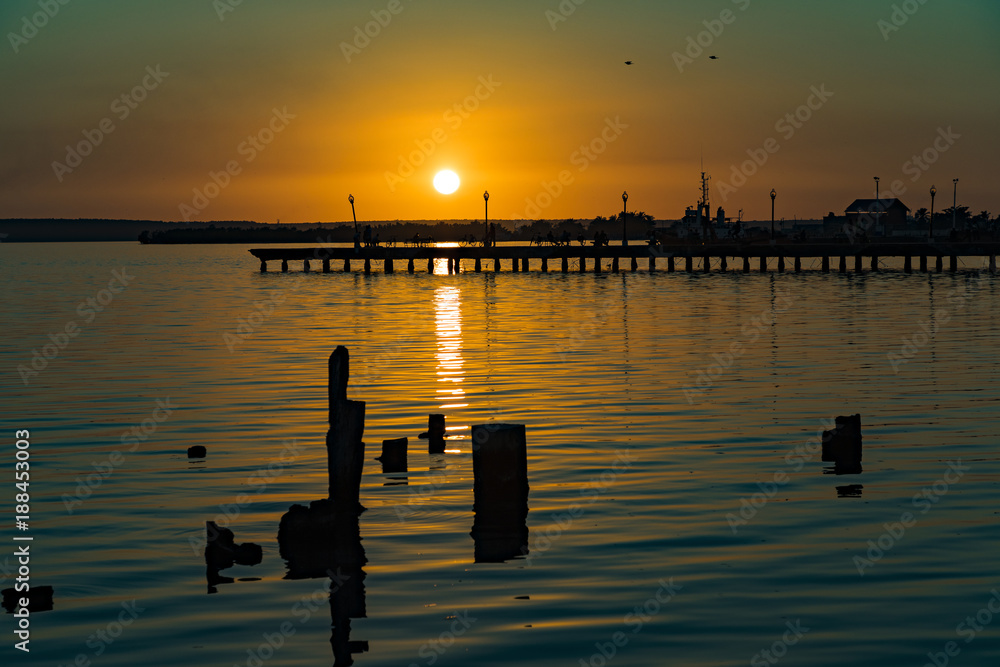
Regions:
[[1, 0, 997, 222]]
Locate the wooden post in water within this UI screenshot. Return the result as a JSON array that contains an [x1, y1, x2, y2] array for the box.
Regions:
[[631, 257, 639, 272], [364, 258, 371, 275], [282, 260, 289, 273], [855, 255, 862, 273], [521, 257, 529, 272], [377, 437, 407, 474], [919, 256, 927, 272], [385, 258, 394, 274], [427, 414, 446, 454], [685, 256, 693, 273], [408, 259, 415, 274], [794, 257, 801, 273], [494, 257, 501, 273], [950, 256, 958, 272], [611, 257, 619, 273], [649, 255, 656, 273], [260, 260, 267, 273], [759, 257, 767, 273], [742, 257, 750, 274], [541, 257, 548, 273], [703, 256, 711, 273], [936, 256, 943, 272], [562, 257, 569, 273], [579, 256, 587, 272], [304, 259, 311, 273], [327, 347, 366, 510], [839, 256, 847, 273], [668, 256, 675, 273], [870, 256, 878, 272], [777, 256, 785, 273], [720, 256, 728, 272], [471, 423, 529, 563], [904, 256, 912, 273], [323, 259, 330, 274], [343, 259, 351, 273], [990, 255, 997, 273], [427, 257, 434, 274], [594, 256, 602, 274], [475, 258, 482, 273], [821, 256, 830, 273], [512, 257, 519, 273]]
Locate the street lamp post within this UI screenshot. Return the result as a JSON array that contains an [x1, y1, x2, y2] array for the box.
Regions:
[[622, 191, 629, 246], [349, 194, 357, 235], [770, 189, 776, 240], [952, 178, 959, 232], [930, 185, 936, 240], [483, 191, 489, 247], [874, 176, 880, 236]]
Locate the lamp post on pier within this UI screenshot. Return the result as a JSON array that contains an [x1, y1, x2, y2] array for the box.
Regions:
[[770, 189, 777, 240], [622, 191, 628, 246], [484, 190, 489, 247], [929, 185, 936, 240]]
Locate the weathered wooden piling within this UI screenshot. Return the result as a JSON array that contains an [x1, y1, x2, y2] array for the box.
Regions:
[[205, 521, 262, 570], [936, 256, 944, 272], [794, 257, 802, 273], [512, 257, 519, 273], [742, 257, 750, 274], [631, 257, 639, 272], [777, 256, 785, 273], [595, 256, 602, 274], [427, 257, 434, 274], [904, 256, 912, 273], [260, 260, 267, 273], [475, 258, 482, 273], [855, 255, 863, 272], [521, 257, 529, 272], [364, 259, 371, 275], [870, 255, 879, 272], [649, 255, 656, 272], [759, 256, 767, 273], [408, 258, 415, 274], [327, 347, 366, 510], [562, 256, 570, 272], [821, 414, 862, 474], [282, 260, 289, 273], [720, 256, 728, 272], [579, 257, 587, 272], [612, 257, 619, 273], [920, 256, 928, 272], [323, 259, 331, 273], [822, 256, 830, 273], [685, 256, 694, 272], [541, 257, 548, 273], [668, 256, 675, 273], [950, 256, 958, 272], [377, 437, 407, 473], [304, 259, 311, 273], [343, 259, 351, 273], [991, 255, 997, 273], [703, 256, 711, 273], [495, 257, 501, 272], [426, 414, 446, 454], [470, 423, 529, 563], [839, 256, 847, 273], [385, 258, 394, 274]]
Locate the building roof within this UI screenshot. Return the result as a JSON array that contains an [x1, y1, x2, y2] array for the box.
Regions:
[[845, 198, 911, 214]]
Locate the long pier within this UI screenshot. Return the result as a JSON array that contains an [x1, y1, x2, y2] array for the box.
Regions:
[[249, 242, 1000, 275]]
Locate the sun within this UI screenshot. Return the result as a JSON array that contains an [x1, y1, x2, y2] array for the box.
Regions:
[[433, 170, 460, 195]]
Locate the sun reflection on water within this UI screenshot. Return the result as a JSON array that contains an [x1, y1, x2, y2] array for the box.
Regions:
[[434, 285, 467, 411]]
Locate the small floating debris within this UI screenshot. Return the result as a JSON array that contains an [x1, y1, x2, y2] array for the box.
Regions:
[[187, 445, 207, 459], [2, 585, 54, 613], [821, 414, 862, 474]]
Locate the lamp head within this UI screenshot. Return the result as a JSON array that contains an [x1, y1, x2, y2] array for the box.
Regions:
[[931, 186, 936, 196], [348, 194, 354, 204], [770, 189, 776, 200], [623, 191, 628, 202], [484, 190, 489, 201]]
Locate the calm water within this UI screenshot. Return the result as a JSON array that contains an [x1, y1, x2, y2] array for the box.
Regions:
[[2, 242, 999, 666]]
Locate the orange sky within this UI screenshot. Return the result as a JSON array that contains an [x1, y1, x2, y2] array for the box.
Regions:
[[1, 0, 998, 223]]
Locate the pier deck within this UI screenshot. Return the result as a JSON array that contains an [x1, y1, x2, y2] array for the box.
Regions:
[[249, 241, 1000, 274]]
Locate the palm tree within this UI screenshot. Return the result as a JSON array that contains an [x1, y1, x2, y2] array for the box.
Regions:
[[913, 208, 929, 224]]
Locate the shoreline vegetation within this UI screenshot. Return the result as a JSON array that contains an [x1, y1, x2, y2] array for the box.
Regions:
[[1, 217, 814, 244]]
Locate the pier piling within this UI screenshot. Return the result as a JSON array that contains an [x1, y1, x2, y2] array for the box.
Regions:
[[471, 424, 529, 563], [327, 347, 366, 509], [426, 414, 446, 454]]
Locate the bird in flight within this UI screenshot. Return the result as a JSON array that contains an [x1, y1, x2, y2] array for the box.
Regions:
[[624, 60, 633, 65]]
